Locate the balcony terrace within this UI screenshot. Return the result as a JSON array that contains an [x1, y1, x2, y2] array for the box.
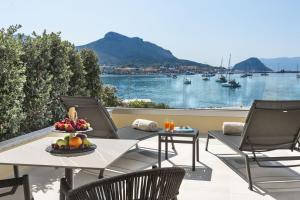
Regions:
[[1, 108, 300, 200]]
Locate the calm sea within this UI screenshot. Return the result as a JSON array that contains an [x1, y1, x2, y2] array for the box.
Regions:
[[101, 73, 300, 108]]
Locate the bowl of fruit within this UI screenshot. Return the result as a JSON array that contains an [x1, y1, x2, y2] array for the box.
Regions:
[[46, 133, 97, 155], [53, 118, 93, 133]]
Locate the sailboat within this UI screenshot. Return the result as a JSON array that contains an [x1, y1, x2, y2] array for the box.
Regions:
[[297, 64, 300, 78], [216, 57, 227, 83], [261, 72, 269, 76], [183, 76, 191, 84], [241, 65, 253, 78], [222, 54, 241, 88]]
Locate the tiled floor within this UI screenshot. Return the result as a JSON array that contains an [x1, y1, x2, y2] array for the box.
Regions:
[[1, 135, 300, 200]]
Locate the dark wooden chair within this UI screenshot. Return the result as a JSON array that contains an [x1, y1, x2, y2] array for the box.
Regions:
[[60, 167, 185, 200], [0, 166, 33, 200]]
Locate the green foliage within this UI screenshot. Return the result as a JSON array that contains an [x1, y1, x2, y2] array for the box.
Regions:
[[80, 49, 102, 98], [0, 26, 122, 141], [101, 85, 122, 107], [0, 25, 26, 137], [47, 32, 72, 122], [128, 100, 169, 109], [67, 45, 87, 96], [21, 33, 53, 132]]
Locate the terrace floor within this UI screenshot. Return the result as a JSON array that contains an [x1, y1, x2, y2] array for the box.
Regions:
[[1, 135, 300, 200]]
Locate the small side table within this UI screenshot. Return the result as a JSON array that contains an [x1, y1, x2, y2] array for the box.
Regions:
[[158, 128, 200, 171]]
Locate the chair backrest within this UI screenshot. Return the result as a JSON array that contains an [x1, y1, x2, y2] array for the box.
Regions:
[[60, 96, 119, 139], [66, 167, 185, 200], [239, 100, 300, 151]]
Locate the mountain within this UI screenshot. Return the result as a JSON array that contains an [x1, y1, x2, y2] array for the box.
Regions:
[[77, 32, 211, 68], [260, 57, 300, 71], [233, 57, 272, 72]]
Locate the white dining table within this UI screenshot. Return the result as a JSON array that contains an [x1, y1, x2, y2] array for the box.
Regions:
[[0, 136, 138, 189]]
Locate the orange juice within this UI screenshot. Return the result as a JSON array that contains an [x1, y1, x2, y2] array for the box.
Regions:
[[164, 121, 170, 131], [169, 121, 175, 131]]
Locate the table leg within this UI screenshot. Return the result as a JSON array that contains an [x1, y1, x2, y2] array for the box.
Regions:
[[170, 136, 176, 151], [65, 168, 73, 189], [165, 136, 168, 160], [197, 138, 200, 162], [192, 138, 196, 171], [13, 165, 19, 178], [158, 135, 161, 168]]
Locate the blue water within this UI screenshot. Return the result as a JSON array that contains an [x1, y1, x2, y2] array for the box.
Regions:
[[101, 73, 300, 108]]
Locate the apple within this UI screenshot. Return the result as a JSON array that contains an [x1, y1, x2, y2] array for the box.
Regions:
[[86, 123, 90, 128], [78, 119, 87, 124], [80, 123, 88, 130], [58, 123, 65, 131], [83, 138, 92, 147], [70, 120, 76, 129], [56, 139, 67, 147], [64, 118, 71, 124], [65, 124, 75, 133]]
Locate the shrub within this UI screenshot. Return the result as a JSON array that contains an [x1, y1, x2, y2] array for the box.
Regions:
[[128, 100, 169, 109], [21, 32, 53, 132], [0, 25, 26, 138], [101, 85, 122, 107], [80, 49, 102, 99], [67, 45, 87, 96], [47, 32, 72, 122]]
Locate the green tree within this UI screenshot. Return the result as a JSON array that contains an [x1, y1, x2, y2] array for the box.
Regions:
[[47, 32, 72, 121], [0, 25, 26, 138], [67, 44, 87, 96], [101, 85, 122, 107], [21, 33, 53, 132], [80, 49, 102, 99]]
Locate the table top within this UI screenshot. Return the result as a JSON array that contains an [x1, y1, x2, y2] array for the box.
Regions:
[[158, 128, 199, 137], [0, 137, 138, 170]]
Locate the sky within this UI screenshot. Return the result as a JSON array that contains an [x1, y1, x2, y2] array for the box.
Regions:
[[1, 0, 299, 66]]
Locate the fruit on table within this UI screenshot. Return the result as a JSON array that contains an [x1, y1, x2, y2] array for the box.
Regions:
[[76, 133, 87, 140], [56, 139, 67, 147], [54, 118, 91, 131], [65, 124, 75, 133], [83, 138, 92, 147], [69, 136, 83, 149]]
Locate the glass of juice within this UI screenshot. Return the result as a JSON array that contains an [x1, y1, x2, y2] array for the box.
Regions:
[[169, 120, 175, 132], [164, 120, 170, 131]]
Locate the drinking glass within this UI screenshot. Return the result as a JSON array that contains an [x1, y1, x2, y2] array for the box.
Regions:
[[164, 120, 170, 131], [169, 120, 175, 132]]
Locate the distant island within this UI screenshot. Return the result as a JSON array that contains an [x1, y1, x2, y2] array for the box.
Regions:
[[260, 57, 300, 71], [77, 32, 217, 74], [233, 57, 272, 72]]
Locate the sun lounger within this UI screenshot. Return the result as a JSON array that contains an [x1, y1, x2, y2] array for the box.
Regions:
[[206, 100, 300, 190]]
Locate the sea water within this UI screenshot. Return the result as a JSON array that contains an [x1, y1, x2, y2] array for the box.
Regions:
[[102, 73, 300, 108]]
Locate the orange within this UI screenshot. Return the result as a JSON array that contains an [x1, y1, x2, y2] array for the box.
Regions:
[[69, 137, 83, 149]]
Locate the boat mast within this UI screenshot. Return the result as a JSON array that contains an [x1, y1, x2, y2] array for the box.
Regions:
[[228, 53, 231, 80], [220, 57, 223, 68]]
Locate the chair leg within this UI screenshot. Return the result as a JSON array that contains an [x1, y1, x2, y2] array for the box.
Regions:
[[205, 134, 210, 151], [244, 155, 253, 190], [98, 169, 105, 179]]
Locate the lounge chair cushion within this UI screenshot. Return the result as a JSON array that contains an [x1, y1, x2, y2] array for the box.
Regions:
[[222, 122, 245, 136], [132, 119, 159, 132]]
